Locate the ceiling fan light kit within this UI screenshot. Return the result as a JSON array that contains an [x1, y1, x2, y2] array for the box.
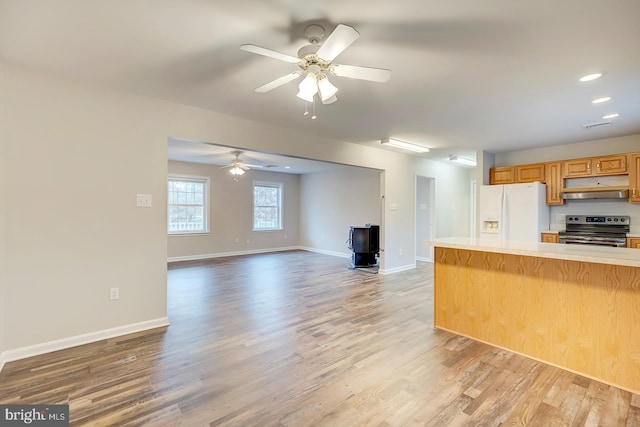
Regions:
[[221, 151, 264, 180], [240, 23, 391, 110], [381, 139, 430, 153], [229, 165, 245, 176], [296, 73, 319, 102]]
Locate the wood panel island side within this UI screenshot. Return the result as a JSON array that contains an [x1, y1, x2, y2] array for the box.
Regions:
[[427, 237, 640, 394]]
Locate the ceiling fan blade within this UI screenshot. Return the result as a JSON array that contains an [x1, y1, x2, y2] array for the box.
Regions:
[[239, 163, 263, 169], [255, 72, 301, 93], [322, 95, 337, 105], [330, 64, 391, 83], [316, 24, 359, 62], [240, 44, 300, 64]]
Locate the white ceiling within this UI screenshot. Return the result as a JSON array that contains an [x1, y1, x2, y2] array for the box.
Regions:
[[2, 0, 639, 171]]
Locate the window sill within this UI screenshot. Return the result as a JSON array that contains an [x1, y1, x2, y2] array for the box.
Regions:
[[168, 232, 211, 237]]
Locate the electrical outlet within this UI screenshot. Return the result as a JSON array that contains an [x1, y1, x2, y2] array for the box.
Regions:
[[399, 248, 403, 256], [109, 287, 119, 301], [136, 194, 152, 208]]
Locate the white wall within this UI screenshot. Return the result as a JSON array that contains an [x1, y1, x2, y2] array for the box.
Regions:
[[167, 160, 299, 260], [2, 62, 470, 359], [0, 59, 7, 363], [494, 134, 640, 166], [415, 159, 473, 239], [299, 166, 381, 257], [4, 65, 169, 351], [493, 134, 640, 233]]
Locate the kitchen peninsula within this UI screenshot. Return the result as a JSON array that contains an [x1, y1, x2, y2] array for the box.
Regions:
[[428, 237, 640, 393]]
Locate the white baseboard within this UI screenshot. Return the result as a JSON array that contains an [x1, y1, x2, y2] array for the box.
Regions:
[[168, 246, 301, 263], [380, 263, 416, 275], [297, 247, 351, 259], [168, 247, 354, 263], [415, 256, 433, 263], [0, 317, 169, 373]]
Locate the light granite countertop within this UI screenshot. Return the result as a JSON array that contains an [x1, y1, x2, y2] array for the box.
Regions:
[[426, 236, 640, 268]]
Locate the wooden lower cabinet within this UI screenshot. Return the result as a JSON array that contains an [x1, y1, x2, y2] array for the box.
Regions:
[[541, 232, 558, 243], [628, 238, 640, 249]]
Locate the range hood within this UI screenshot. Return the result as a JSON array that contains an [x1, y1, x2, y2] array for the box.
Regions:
[[562, 186, 629, 200]]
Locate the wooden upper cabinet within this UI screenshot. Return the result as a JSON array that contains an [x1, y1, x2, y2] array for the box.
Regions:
[[630, 152, 640, 203], [563, 154, 627, 178], [516, 163, 545, 183], [595, 154, 627, 175], [490, 166, 515, 184], [490, 163, 545, 185], [544, 162, 564, 205], [563, 158, 592, 177]]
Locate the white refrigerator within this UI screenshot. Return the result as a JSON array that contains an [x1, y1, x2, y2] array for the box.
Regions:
[[479, 182, 549, 242]]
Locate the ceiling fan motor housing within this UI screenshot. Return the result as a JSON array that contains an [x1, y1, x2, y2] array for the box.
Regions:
[[304, 24, 325, 44]]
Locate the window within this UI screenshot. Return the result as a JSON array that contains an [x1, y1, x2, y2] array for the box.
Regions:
[[168, 175, 209, 234], [253, 181, 283, 231]]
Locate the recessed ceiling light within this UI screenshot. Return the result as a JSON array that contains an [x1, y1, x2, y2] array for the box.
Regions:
[[592, 97, 611, 104], [284, 166, 291, 169], [602, 113, 619, 119], [579, 73, 602, 82]]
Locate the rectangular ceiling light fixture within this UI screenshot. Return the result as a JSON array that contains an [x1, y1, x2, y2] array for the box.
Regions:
[[449, 155, 477, 167], [381, 138, 430, 153]]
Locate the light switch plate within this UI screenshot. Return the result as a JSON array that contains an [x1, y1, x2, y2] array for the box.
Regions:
[[136, 194, 152, 208]]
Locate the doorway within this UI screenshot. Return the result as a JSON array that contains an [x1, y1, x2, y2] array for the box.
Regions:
[[415, 176, 435, 262]]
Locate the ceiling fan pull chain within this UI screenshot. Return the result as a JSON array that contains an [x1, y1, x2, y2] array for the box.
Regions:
[[311, 98, 317, 120], [304, 102, 309, 116]]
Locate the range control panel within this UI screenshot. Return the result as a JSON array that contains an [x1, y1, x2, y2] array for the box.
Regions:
[[566, 215, 630, 225]]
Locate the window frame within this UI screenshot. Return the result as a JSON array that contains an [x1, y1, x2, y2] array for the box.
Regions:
[[167, 174, 210, 235], [252, 180, 283, 231]]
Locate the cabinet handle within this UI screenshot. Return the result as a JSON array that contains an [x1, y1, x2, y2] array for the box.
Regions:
[[587, 163, 591, 170], [634, 188, 637, 197], [597, 162, 600, 170]]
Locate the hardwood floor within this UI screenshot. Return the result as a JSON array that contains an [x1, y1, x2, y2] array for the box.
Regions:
[[1, 250, 639, 426]]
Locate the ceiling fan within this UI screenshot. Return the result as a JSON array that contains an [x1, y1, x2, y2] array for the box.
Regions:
[[240, 24, 391, 105], [220, 151, 263, 179]]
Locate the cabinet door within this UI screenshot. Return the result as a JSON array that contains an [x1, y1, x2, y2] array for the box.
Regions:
[[490, 167, 515, 184], [516, 163, 545, 183], [545, 162, 564, 205], [541, 233, 558, 243], [627, 238, 640, 249], [595, 154, 627, 175], [629, 153, 640, 203], [563, 158, 592, 177]]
